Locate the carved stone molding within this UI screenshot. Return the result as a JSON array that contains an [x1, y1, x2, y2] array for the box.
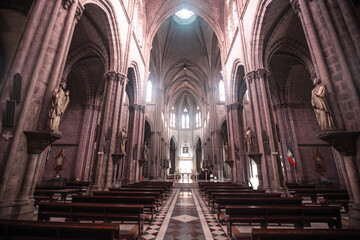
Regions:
[[317, 131, 359, 156], [118, 73, 128, 85], [226, 102, 242, 112], [256, 68, 268, 79], [24, 131, 62, 154], [129, 104, 143, 111], [245, 71, 256, 84], [290, 0, 301, 16], [63, 0, 75, 10], [75, 3, 84, 22], [105, 71, 117, 81]]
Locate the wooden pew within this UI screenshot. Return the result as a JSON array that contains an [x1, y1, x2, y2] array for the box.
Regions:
[[110, 187, 168, 199], [216, 197, 302, 220], [72, 195, 157, 221], [205, 189, 268, 203], [294, 188, 348, 203], [322, 193, 350, 212], [34, 188, 81, 202], [208, 192, 281, 208], [0, 220, 128, 240], [93, 190, 163, 205], [226, 205, 342, 237], [252, 229, 360, 240], [37, 202, 144, 234]]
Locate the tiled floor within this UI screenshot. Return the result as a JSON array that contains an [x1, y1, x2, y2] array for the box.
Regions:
[[140, 185, 351, 240], [141, 186, 229, 240]]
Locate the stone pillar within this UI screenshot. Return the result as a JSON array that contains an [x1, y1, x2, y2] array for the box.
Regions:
[[273, 104, 304, 184], [124, 104, 145, 183], [245, 69, 284, 192], [93, 72, 125, 190], [226, 103, 246, 183], [318, 131, 360, 228], [211, 130, 223, 181], [0, 0, 82, 219], [74, 103, 100, 181]]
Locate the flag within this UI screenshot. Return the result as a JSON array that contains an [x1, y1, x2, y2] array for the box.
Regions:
[[287, 147, 295, 168]]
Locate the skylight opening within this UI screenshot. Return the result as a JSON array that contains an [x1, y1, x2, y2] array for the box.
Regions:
[[174, 9, 196, 24]]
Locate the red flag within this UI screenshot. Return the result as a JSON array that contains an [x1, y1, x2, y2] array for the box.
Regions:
[[287, 147, 295, 168]]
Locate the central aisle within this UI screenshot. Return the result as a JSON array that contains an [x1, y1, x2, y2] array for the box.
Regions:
[[141, 186, 229, 240]]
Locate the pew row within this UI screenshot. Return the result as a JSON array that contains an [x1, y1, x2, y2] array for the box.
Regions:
[[37, 202, 144, 235], [226, 205, 342, 237], [0, 220, 136, 240]]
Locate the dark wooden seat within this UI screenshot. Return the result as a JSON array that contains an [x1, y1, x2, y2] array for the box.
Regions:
[[294, 188, 348, 203], [323, 193, 350, 212], [72, 195, 157, 221], [226, 205, 342, 237], [37, 202, 144, 234], [0, 220, 127, 240], [93, 190, 163, 205], [216, 197, 302, 220], [252, 229, 360, 240], [208, 192, 281, 207]]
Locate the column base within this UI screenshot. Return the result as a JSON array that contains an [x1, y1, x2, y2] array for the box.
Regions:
[[0, 199, 34, 220], [348, 203, 360, 229]]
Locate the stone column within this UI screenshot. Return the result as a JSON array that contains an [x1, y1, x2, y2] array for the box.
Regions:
[[124, 104, 145, 183], [83, 104, 101, 181], [273, 103, 304, 184], [74, 103, 98, 180], [93, 72, 124, 190], [0, 0, 81, 219], [245, 69, 284, 192], [318, 131, 360, 228], [211, 130, 223, 181], [226, 103, 246, 183]]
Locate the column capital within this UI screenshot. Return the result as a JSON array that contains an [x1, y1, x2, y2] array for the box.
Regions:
[[63, 0, 75, 10], [290, 0, 301, 16], [118, 73, 128, 85], [105, 71, 118, 81], [129, 104, 144, 111], [245, 69, 269, 84], [75, 3, 84, 22], [226, 102, 242, 112]]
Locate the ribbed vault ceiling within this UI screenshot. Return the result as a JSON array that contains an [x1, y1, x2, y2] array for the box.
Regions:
[[150, 13, 221, 108]]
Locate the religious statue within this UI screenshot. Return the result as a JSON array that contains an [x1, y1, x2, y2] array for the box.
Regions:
[[119, 128, 127, 155], [311, 78, 335, 130], [143, 143, 148, 160], [245, 127, 253, 152], [49, 81, 70, 132], [223, 142, 229, 160]]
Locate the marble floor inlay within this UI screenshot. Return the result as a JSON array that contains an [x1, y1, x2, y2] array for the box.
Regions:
[[141, 185, 226, 240]]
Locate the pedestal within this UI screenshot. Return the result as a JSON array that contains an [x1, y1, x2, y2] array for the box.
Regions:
[[317, 130, 360, 228], [138, 159, 147, 167], [225, 159, 234, 168], [15, 131, 61, 219], [111, 153, 126, 165]]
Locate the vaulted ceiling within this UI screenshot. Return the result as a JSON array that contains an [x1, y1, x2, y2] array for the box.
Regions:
[[149, 13, 221, 109]]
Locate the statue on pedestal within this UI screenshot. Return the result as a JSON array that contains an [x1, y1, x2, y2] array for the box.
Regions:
[[120, 128, 127, 155], [245, 127, 253, 152], [143, 143, 148, 160], [223, 142, 229, 160], [49, 81, 70, 132], [311, 78, 335, 131]]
